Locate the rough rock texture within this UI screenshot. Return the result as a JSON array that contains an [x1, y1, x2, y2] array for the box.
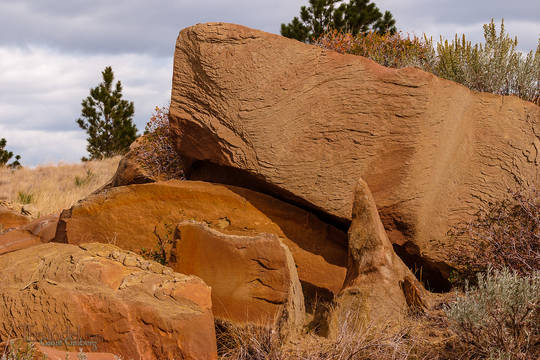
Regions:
[[169, 22, 540, 282], [0, 214, 59, 255], [105, 136, 156, 188], [173, 221, 304, 329], [0, 242, 217, 360], [36, 345, 118, 360], [333, 179, 427, 330], [0, 206, 30, 230], [54, 181, 347, 303]]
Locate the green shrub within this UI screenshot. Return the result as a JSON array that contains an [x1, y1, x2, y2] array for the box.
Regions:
[[140, 223, 175, 265], [16, 191, 34, 205], [0, 340, 35, 360], [316, 19, 540, 105], [74, 169, 95, 187], [445, 268, 540, 359], [436, 19, 540, 104]]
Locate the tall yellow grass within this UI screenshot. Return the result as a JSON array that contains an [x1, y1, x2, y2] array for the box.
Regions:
[[0, 157, 120, 218]]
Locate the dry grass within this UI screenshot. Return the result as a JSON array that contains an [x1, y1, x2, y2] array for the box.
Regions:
[[216, 301, 447, 360], [0, 157, 120, 217]]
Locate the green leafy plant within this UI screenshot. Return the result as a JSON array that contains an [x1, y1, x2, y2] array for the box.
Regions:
[[445, 268, 540, 359], [1, 340, 36, 360], [17, 191, 34, 205], [316, 19, 540, 104], [0, 138, 21, 169], [140, 223, 175, 265], [436, 19, 540, 104], [76, 66, 138, 161], [74, 169, 95, 187]]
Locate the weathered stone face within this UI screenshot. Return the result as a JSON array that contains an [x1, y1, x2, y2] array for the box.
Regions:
[[169, 22, 539, 281], [54, 180, 347, 303], [0, 214, 58, 255], [0, 242, 217, 360], [173, 221, 305, 330]]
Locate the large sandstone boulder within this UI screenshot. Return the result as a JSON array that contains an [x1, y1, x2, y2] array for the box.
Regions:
[[173, 221, 304, 330], [330, 179, 426, 334], [54, 181, 347, 304], [169, 23, 540, 283], [0, 242, 217, 360]]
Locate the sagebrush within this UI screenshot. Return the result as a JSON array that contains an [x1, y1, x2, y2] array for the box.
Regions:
[[445, 268, 540, 359], [316, 19, 540, 104]]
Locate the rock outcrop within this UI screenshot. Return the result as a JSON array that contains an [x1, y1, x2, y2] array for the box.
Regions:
[[105, 136, 157, 188], [331, 179, 426, 333], [0, 204, 30, 231], [169, 22, 540, 282], [0, 242, 217, 360], [0, 214, 58, 255], [54, 181, 347, 303], [173, 221, 304, 329]]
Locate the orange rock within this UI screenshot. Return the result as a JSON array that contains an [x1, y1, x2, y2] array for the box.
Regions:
[[0, 242, 217, 360], [0, 214, 58, 255], [169, 23, 540, 283], [339, 179, 426, 320], [105, 136, 156, 188], [54, 181, 347, 303], [0, 207, 30, 231], [173, 221, 304, 329], [35, 344, 118, 360]]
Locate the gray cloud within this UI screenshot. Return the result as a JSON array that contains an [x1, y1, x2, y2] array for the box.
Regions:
[[0, 0, 303, 56], [0, 0, 538, 166]]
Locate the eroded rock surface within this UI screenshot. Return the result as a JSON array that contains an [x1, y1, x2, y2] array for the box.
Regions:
[[169, 22, 540, 280], [0, 214, 59, 255], [0, 204, 30, 231], [173, 221, 304, 330], [337, 179, 427, 323], [54, 181, 347, 303], [0, 242, 217, 360]]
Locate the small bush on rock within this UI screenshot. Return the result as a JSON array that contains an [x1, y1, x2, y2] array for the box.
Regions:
[[315, 29, 436, 70], [316, 19, 540, 104], [445, 268, 540, 359], [436, 19, 540, 104], [138, 105, 184, 180]]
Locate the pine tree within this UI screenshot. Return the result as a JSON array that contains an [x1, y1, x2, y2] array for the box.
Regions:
[[76, 66, 137, 160], [281, 0, 397, 43], [0, 138, 21, 168]]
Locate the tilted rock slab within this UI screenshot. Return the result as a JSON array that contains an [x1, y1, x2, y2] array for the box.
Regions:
[[0, 242, 217, 360], [54, 181, 347, 303], [173, 221, 304, 330], [169, 22, 540, 280]]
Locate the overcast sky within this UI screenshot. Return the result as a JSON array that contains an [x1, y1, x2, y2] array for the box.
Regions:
[[1, 0, 539, 166]]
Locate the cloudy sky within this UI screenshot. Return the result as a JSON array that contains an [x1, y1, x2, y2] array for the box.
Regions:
[[1, 0, 539, 166]]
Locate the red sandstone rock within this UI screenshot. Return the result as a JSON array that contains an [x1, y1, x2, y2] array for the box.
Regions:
[[169, 22, 540, 281], [331, 179, 427, 332], [0, 242, 217, 360], [54, 181, 347, 303], [173, 221, 304, 329]]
